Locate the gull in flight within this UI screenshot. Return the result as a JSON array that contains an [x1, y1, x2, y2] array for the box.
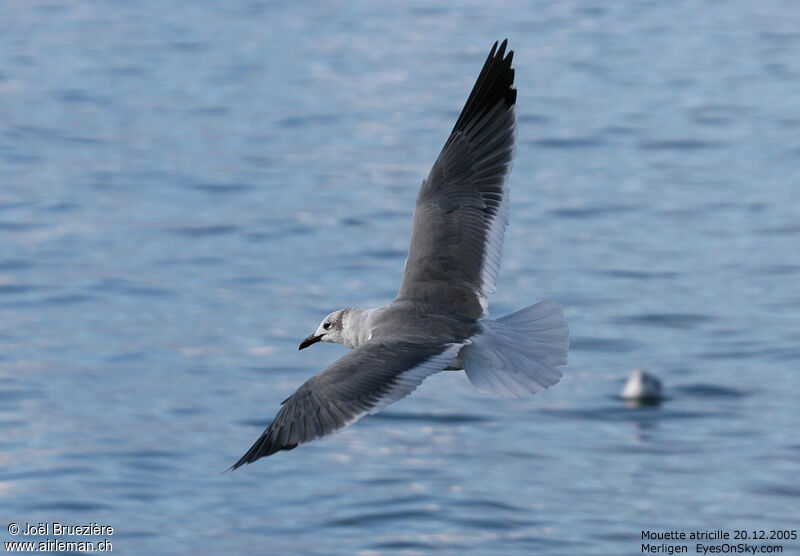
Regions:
[[232, 40, 568, 469]]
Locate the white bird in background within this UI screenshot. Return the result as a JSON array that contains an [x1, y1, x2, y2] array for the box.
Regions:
[[621, 369, 663, 402], [232, 40, 569, 469]]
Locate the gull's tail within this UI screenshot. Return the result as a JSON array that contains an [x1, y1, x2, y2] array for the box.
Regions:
[[461, 299, 568, 398]]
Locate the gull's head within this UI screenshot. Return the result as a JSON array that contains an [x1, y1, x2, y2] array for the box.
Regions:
[[299, 309, 348, 350]]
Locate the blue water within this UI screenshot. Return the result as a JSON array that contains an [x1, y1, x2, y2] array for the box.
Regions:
[[1, 2, 799, 554]]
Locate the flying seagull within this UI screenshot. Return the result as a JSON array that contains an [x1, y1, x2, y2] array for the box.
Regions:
[[231, 40, 568, 469]]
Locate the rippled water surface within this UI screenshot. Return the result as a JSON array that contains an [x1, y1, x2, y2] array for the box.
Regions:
[[1, 2, 799, 554]]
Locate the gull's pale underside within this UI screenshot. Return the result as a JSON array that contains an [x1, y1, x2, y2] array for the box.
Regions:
[[231, 40, 568, 469]]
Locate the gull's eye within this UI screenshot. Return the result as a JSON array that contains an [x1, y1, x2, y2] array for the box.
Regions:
[[323, 322, 331, 330]]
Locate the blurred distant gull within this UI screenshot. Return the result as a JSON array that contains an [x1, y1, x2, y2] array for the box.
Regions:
[[231, 40, 569, 469], [621, 369, 663, 401]]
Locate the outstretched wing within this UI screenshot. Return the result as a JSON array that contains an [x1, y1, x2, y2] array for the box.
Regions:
[[230, 341, 462, 469], [398, 40, 517, 320]]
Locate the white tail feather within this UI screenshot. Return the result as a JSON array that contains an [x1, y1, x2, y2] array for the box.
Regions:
[[461, 299, 568, 398]]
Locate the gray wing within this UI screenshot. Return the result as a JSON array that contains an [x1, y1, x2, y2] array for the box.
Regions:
[[398, 40, 517, 320], [230, 340, 462, 468]]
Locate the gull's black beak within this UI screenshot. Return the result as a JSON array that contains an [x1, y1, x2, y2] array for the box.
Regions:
[[299, 334, 323, 350]]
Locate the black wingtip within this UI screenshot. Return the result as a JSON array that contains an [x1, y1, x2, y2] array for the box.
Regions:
[[228, 428, 301, 471], [227, 454, 250, 472], [229, 433, 270, 471], [451, 40, 516, 135]]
